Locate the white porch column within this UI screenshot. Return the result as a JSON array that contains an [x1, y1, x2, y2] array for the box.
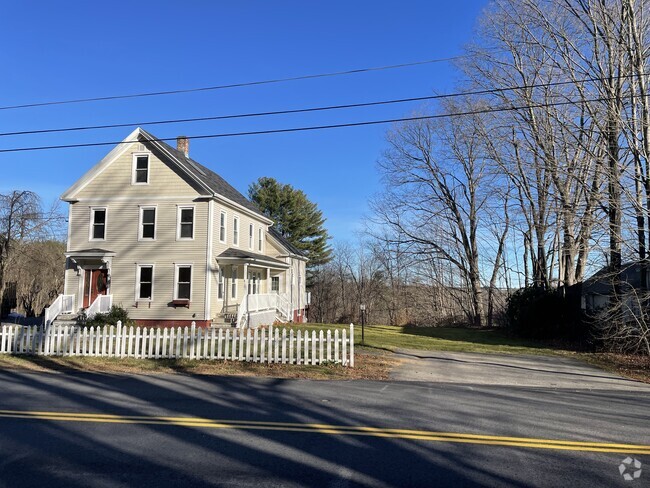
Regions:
[[266, 268, 271, 293], [243, 263, 249, 296]]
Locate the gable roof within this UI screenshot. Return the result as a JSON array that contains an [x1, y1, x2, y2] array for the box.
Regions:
[[61, 128, 271, 223], [583, 261, 646, 295], [268, 227, 308, 259], [140, 129, 263, 216]]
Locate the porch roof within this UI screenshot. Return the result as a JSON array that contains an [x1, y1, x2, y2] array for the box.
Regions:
[[65, 248, 116, 258], [216, 248, 290, 269], [65, 248, 115, 267]]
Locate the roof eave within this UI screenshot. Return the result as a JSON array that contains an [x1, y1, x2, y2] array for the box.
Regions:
[[60, 127, 142, 202]]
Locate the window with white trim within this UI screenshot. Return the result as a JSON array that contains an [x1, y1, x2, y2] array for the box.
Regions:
[[231, 267, 237, 299], [139, 207, 156, 240], [219, 211, 226, 242], [233, 216, 239, 246], [177, 206, 194, 240], [258, 228, 263, 252], [271, 276, 280, 293], [249, 224, 254, 249], [132, 154, 150, 184], [90, 207, 106, 240], [218, 268, 224, 300], [137, 265, 154, 300], [175, 265, 192, 300]]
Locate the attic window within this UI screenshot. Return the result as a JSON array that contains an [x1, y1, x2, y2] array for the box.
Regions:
[[132, 154, 149, 184]]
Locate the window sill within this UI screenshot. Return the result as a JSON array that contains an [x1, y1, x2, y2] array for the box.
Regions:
[[172, 299, 190, 308]]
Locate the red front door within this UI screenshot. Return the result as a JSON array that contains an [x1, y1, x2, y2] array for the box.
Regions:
[[83, 269, 108, 308]]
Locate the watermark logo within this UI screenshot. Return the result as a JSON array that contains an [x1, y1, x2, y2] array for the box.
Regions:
[[619, 457, 642, 481]]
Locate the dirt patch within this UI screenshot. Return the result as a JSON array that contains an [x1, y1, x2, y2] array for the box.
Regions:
[[0, 352, 400, 381], [579, 352, 650, 384]]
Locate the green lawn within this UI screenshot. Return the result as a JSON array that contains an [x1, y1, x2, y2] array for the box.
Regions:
[[279, 323, 570, 356]]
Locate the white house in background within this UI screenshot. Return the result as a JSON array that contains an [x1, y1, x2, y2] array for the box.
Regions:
[[45, 127, 309, 327]]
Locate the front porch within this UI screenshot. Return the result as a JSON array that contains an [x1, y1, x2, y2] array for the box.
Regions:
[[47, 249, 116, 325], [214, 249, 291, 327]]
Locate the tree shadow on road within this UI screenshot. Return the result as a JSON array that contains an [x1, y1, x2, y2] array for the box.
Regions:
[[0, 367, 634, 487]]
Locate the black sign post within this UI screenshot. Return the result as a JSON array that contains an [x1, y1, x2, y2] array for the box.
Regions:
[[360, 304, 366, 346]]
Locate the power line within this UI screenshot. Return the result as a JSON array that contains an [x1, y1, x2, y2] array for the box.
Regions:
[[0, 57, 463, 112], [0, 95, 448, 138], [0, 95, 618, 154], [0, 74, 629, 138]]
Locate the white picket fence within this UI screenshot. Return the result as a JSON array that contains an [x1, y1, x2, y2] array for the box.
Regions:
[[0, 322, 354, 367]]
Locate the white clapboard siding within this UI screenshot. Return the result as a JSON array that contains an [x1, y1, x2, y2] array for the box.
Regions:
[[0, 323, 355, 367]]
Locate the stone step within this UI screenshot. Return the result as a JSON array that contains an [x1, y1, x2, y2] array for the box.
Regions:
[[58, 313, 78, 319], [210, 323, 237, 329], [52, 320, 79, 326]]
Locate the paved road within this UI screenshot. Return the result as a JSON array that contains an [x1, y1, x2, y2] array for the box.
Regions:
[[390, 349, 650, 390], [0, 366, 648, 487]]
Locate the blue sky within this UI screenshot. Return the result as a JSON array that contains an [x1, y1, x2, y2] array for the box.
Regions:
[[0, 1, 488, 242]]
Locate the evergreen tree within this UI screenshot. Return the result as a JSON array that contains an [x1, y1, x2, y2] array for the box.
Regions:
[[249, 177, 332, 267]]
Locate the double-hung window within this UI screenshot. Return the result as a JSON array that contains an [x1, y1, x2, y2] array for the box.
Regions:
[[90, 207, 106, 240], [175, 265, 192, 300], [258, 228, 263, 252], [249, 224, 254, 249], [271, 276, 280, 293], [217, 268, 224, 300], [177, 206, 194, 240], [219, 211, 226, 243], [133, 154, 149, 184], [137, 265, 154, 300], [233, 216, 239, 246], [231, 267, 237, 299], [139, 207, 156, 240]]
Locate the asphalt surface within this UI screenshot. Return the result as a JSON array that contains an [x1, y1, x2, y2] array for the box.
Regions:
[[0, 364, 648, 487], [390, 349, 650, 390]]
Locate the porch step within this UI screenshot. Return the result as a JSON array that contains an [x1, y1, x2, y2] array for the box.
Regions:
[[57, 313, 78, 321], [52, 319, 79, 326], [211, 322, 237, 328]]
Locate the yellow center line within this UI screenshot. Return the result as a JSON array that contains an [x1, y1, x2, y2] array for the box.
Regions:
[[0, 409, 647, 454]]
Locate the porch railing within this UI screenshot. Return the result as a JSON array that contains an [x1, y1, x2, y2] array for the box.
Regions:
[[277, 293, 291, 321], [237, 293, 291, 327], [86, 295, 113, 320], [44, 294, 75, 326]]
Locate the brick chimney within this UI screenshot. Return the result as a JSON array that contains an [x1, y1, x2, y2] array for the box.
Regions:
[[176, 136, 189, 157]]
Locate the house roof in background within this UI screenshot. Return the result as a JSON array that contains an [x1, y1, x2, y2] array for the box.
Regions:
[[583, 261, 646, 294]]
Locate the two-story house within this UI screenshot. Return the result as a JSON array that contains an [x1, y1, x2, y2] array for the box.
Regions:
[[46, 128, 308, 328]]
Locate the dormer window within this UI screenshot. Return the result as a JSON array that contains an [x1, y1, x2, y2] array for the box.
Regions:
[[132, 154, 150, 184]]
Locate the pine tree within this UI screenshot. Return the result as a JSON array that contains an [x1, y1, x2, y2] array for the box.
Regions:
[[249, 177, 332, 268]]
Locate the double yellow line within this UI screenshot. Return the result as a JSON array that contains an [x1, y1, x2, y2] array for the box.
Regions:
[[0, 409, 648, 454]]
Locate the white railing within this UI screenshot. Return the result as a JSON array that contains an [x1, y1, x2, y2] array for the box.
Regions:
[[44, 294, 75, 326], [236, 293, 293, 327], [277, 293, 291, 321], [0, 323, 354, 367], [86, 295, 112, 319], [236, 296, 248, 329]]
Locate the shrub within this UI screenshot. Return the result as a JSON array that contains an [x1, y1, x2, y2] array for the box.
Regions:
[[505, 287, 586, 340], [77, 305, 132, 327]]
